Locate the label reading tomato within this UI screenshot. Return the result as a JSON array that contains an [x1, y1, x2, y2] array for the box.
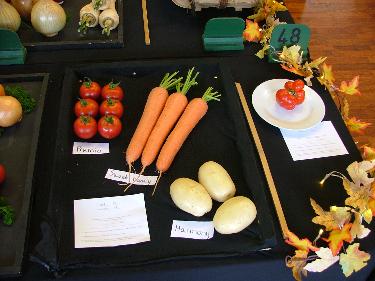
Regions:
[[101, 81, 124, 101]]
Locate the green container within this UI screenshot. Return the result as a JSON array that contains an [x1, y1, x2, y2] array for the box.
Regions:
[[0, 29, 26, 65], [203, 17, 245, 52]]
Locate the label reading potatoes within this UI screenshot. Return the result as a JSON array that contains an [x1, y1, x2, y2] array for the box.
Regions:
[[105, 169, 158, 185], [73, 142, 110, 154], [171, 220, 214, 240]]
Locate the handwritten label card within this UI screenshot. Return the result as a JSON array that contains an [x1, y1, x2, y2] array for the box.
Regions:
[[74, 194, 150, 248], [280, 121, 348, 161], [105, 168, 157, 185], [73, 142, 109, 155], [170, 220, 214, 240]]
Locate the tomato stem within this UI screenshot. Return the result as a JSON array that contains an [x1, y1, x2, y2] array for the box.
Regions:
[[83, 77, 93, 88], [109, 81, 121, 89]]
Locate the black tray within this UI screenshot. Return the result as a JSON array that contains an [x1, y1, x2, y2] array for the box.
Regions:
[[18, 0, 124, 50], [37, 59, 276, 271], [0, 73, 49, 277]]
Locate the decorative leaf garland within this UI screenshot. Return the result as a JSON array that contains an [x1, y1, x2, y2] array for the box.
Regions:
[[244, 1, 375, 280]]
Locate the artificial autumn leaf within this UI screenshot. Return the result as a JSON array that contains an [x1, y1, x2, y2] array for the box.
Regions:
[[362, 209, 373, 224], [323, 223, 352, 256], [345, 187, 372, 214], [369, 198, 375, 216], [248, 0, 287, 22], [339, 243, 370, 277], [339, 76, 361, 96], [342, 98, 350, 119], [285, 230, 319, 252], [307, 56, 327, 70], [281, 45, 303, 66], [317, 63, 335, 88], [345, 117, 371, 135], [280, 65, 306, 77], [243, 20, 261, 42], [286, 250, 308, 281], [304, 247, 339, 273], [310, 199, 350, 231], [362, 145, 375, 161], [347, 160, 375, 188], [350, 212, 371, 240]]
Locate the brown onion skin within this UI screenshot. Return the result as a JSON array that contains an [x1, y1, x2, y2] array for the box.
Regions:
[[11, 0, 33, 21], [0, 96, 23, 127]]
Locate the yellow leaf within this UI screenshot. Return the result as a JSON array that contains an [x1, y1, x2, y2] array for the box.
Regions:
[[363, 208, 372, 224], [285, 229, 319, 252], [323, 224, 352, 256], [243, 20, 261, 42], [318, 63, 335, 87], [369, 198, 375, 216], [340, 76, 361, 96], [281, 45, 303, 65], [248, 0, 287, 22], [310, 199, 350, 231], [339, 243, 370, 277], [256, 45, 269, 59], [280, 64, 306, 77], [345, 187, 371, 214], [307, 57, 327, 69], [362, 145, 375, 161], [345, 117, 371, 135], [351, 212, 370, 240]]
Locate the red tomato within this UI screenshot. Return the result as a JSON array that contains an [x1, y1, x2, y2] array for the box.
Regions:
[[74, 98, 99, 117], [284, 81, 294, 91], [98, 115, 122, 139], [294, 89, 305, 105], [0, 164, 6, 184], [73, 115, 97, 139], [293, 79, 305, 91], [99, 98, 124, 118], [276, 88, 296, 110], [79, 77, 101, 100], [101, 81, 124, 101]]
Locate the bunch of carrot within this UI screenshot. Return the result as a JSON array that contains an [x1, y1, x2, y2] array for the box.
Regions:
[[124, 68, 220, 194]]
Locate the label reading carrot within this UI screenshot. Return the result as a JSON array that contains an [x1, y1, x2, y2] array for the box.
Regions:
[[105, 168, 157, 185]]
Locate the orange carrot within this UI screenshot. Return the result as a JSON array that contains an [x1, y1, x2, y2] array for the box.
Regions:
[[156, 87, 220, 174], [140, 68, 199, 175], [125, 72, 182, 170]]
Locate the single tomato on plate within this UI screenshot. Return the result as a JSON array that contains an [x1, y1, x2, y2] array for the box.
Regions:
[[101, 81, 124, 101], [79, 78, 101, 100], [73, 115, 97, 139], [99, 98, 124, 118], [98, 115, 122, 139], [74, 98, 99, 117], [276, 79, 306, 110]]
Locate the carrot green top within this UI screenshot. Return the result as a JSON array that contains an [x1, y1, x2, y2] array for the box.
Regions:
[[159, 71, 183, 90], [176, 67, 200, 95], [202, 87, 221, 102]]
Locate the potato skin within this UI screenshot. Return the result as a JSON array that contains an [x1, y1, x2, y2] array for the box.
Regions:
[[170, 178, 213, 217], [213, 196, 257, 234], [198, 161, 236, 202]]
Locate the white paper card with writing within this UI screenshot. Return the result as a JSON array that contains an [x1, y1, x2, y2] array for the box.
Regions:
[[170, 220, 214, 240], [74, 193, 150, 248], [105, 168, 157, 185], [72, 142, 109, 154], [280, 121, 349, 161]]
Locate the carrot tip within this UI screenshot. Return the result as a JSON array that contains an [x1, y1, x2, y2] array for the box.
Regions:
[[151, 171, 162, 196]]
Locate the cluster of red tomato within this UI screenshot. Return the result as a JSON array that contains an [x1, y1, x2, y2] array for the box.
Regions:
[[73, 78, 124, 139], [275, 79, 306, 110]]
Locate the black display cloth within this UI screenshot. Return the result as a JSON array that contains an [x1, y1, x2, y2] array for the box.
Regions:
[[0, 1, 374, 281]]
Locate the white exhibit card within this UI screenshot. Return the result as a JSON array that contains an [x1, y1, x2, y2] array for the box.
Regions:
[[105, 168, 157, 185], [74, 193, 150, 248], [280, 121, 349, 161], [170, 220, 214, 240], [72, 142, 109, 155]]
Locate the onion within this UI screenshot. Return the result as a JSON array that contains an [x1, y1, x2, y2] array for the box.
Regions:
[[11, 0, 33, 21], [31, 0, 66, 37], [0, 0, 21, 32], [0, 96, 23, 127]]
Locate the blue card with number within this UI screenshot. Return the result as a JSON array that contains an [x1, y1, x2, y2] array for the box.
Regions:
[[268, 24, 310, 63]]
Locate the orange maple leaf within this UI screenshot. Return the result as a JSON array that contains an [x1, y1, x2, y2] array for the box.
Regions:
[[345, 117, 371, 135], [362, 145, 375, 161], [340, 76, 361, 96], [243, 20, 261, 42], [280, 65, 306, 77], [285, 230, 319, 252], [323, 224, 352, 256], [369, 198, 375, 216]]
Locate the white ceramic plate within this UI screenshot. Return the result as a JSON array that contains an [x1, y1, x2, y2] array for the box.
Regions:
[[252, 79, 326, 130]]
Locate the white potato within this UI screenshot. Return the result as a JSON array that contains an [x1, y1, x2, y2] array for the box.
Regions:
[[213, 196, 257, 234], [198, 161, 236, 202], [170, 178, 213, 217]]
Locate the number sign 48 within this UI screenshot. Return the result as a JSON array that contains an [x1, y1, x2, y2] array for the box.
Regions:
[[269, 24, 311, 62]]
